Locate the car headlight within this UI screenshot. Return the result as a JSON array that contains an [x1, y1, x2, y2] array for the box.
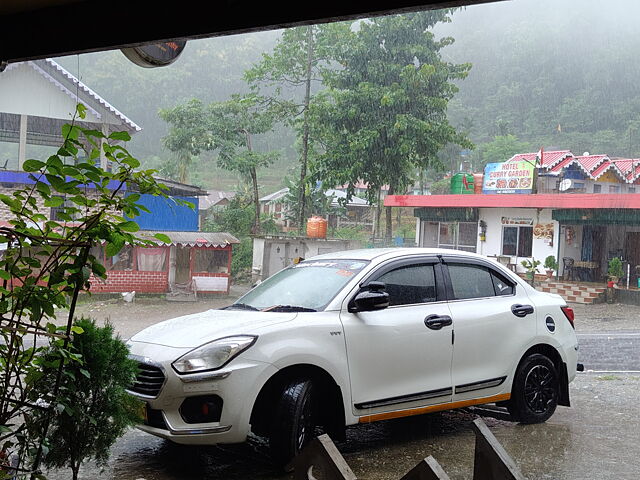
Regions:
[[172, 335, 257, 374]]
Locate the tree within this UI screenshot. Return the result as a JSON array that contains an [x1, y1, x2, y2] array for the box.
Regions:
[[245, 23, 351, 233], [27, 318, 140, 480], [478, 134, 531, 166], [161, 95, 282, 234], [158, 99, 210, 183], [206, 95, 281, 235], [311, 11, 472, 239], [280, 175, 345, 224]]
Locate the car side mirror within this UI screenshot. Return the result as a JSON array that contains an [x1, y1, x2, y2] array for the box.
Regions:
[[348, 282, 389, 313]]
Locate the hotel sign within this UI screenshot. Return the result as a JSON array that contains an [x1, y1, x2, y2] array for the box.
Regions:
[[483, 161, 535, 194]]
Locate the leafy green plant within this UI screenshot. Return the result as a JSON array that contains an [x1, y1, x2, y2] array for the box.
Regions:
[[231, 237, 254, 282], [0, 104, 171, 477], [521, 258, 541, 285], [521, 258, 541, 272], [608, 257, 624, 280], [26, 318, 141, 480], [544, 255, 558, 271], [281, 175, 345, 229]]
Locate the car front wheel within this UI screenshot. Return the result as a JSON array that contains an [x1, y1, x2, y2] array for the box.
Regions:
[[508, 353, 559, 424], [269, 377, 318, 468]]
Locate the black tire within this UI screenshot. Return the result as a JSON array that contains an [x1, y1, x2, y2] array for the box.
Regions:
[[507, 354, 559, 424], [269, 377, 318, 468]]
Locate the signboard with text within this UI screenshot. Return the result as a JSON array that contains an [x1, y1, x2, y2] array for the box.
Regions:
[[482, 161, 535, 194]]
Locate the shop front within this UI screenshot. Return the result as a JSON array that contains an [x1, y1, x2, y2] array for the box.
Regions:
[[387, 193, 640, 281], [553, 209, 640, 285]]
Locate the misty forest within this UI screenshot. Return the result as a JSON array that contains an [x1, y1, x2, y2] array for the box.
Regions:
[[30, 0, 640, 231]]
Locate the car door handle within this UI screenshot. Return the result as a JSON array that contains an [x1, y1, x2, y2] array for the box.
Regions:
[[424, 314, 453, 330], [511, 304, 535, 318]]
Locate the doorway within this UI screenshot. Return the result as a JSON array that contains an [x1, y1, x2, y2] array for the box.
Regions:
[[175, 246, 191, 285]]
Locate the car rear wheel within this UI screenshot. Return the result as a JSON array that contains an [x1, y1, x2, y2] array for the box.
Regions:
[[507, 353, 559, 424], [269, 377, 318, 468]]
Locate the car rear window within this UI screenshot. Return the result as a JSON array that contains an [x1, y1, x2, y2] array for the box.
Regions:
[[448, 264, 496, 300], [447, 263, 515, 300], [375, 264, 437, 306]]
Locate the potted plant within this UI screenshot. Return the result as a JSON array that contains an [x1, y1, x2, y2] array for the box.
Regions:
[[608, 257, 624, 285], [521, 258, 541, 286], [544, 255, 558, 279]]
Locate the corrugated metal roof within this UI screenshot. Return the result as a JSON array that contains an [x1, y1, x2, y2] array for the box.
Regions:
[[611, 158, 637, 176], [573, 155, 608, 173], [325, 188, 370, 206], [259, 188, 289, 203], [43, 59, 141, 132], [548, 155, 577, 173], [199, 191, 236, 210], [507, 150, 572, 169], [137, 231, 240, 247], [591, 161, 620, 180]]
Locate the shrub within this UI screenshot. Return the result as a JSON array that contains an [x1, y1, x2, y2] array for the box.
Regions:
[[231, 237, 254, 282], [544, 255, 558, 271], [27, 318, 142, 480], [608, 257, 624, 279]]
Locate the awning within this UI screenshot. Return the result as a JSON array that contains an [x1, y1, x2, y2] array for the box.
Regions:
[[136, 231, 240, 247], [414, 207, 478, 222], [552, 209, 640, 226]]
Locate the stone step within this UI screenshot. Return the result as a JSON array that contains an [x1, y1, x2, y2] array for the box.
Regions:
[[537, 283, 606, 304]]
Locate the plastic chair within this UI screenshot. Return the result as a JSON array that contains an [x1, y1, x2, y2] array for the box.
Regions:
[[562, 257, 574, 281]]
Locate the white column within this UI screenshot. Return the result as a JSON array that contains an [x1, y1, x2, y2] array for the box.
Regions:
[[100, 123, 108, 170], [18, 114, 27, 170]]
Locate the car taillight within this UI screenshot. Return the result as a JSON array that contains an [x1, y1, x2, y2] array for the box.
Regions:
[[561, 306, 575, 329]]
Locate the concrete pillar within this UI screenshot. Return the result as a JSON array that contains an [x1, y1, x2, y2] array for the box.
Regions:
[[168, 246, 176, 285], [18, 114, 27, 170], [100, 123, 108, 170]]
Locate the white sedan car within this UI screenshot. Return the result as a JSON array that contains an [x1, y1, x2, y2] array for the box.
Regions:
[[127, 248, 578, 466]]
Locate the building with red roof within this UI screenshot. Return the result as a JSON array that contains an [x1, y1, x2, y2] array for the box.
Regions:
[[385, 150, 640, 287]]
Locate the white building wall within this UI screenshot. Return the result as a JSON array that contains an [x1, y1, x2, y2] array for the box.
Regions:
[[251, 236, 362, 282], [477, 207, 558, 274], [0, 63, 101, 123]]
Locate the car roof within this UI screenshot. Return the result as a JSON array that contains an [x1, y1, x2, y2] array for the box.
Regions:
[[307, 247, 490, 262]]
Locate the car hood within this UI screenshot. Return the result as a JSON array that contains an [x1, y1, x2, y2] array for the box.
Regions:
[[129, 309, 298, 349]]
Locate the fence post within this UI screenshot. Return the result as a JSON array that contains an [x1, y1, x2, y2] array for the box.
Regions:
[[399, 455, 452, 480], [471, 418, 525, 480], [293, 434, 357, 480]]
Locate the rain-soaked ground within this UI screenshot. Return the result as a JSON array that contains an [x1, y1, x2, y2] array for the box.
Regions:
[[45, 372, 640, 480]]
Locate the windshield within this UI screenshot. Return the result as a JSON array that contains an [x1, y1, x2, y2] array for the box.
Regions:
[[233, 259, 369, 311]]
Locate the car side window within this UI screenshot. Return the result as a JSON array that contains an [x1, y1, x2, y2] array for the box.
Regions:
[[448, 263, 496, 300], [374, 264, 437, 306], [491, 270, 515, 296]]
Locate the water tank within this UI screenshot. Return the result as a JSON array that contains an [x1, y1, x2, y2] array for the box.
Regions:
[[473, 173, 484, 194], [306, 216, 328, 238], [450, 173, 475, 194]]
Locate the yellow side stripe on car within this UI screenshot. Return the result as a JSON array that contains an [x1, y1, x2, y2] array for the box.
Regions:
[[358, 393, 511, 423]]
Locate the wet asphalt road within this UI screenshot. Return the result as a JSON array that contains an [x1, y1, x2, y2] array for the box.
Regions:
[[43, 347, 640, 480], [577, 332, 640, 371], [43, 372, 640, 480], [41, 298, 639, 479]]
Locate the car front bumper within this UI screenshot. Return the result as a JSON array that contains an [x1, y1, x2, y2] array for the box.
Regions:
[[127, 341, 277, 445]]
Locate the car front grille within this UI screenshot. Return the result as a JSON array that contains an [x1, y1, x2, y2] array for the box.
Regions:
[[129, 362, 165, 398]]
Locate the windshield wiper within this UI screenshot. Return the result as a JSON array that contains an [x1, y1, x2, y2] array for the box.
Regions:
[[261, 305, 317, 313], [221, 303, 259, 311]]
